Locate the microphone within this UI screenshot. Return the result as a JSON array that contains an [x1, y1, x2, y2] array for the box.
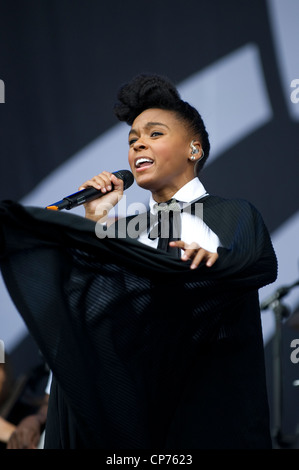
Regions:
[[46, 169, 134, 211]]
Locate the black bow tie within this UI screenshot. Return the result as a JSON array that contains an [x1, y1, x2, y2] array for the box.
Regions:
[[148, 198, 181, 257]]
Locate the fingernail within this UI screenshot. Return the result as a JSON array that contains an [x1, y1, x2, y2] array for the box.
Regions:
[[190, 264, 196, 269], [182, 254, 188, 260], [107, 185, 112, 191]]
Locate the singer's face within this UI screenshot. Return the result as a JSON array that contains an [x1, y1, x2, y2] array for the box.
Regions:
[[128, 108, 196, 201]]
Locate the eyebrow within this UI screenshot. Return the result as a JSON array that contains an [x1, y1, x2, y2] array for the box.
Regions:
[[129, 121, 170, 136]]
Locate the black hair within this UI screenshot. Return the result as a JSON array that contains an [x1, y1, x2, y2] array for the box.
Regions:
[[113, 74, 210, 173]]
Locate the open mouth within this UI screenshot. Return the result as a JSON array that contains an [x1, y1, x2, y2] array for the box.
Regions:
[[135, 157, 154, 171]]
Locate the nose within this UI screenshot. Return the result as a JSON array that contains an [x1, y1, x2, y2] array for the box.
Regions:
[[133, 137, 147, 151]]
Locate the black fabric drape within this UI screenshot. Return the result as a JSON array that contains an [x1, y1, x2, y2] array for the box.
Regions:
[[0, 196, 277, 448]]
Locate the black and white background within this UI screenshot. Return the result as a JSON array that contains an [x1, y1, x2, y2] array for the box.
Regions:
[[0, 0, 298, 446]]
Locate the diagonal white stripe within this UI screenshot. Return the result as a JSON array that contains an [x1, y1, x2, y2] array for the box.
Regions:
[[178, 43, 273, 162], [267, 0, 299, 120], [260, 210, 299, 344]]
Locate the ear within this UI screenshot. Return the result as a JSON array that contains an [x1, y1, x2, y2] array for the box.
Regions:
[[189, 140, 203, 160]]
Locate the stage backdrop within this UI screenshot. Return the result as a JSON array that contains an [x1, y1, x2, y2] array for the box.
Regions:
[[0, 0, 299, 443]]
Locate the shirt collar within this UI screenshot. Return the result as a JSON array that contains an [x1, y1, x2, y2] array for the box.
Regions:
[[149, 177, 208, 213]]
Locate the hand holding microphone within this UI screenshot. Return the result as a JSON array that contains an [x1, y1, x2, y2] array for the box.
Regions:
[[46, 169, 134, 222]]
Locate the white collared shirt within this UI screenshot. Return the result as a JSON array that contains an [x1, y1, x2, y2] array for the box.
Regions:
[[137, 177, 221, 253]]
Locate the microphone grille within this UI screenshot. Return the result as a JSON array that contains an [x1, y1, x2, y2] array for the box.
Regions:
[[113, 170, 134, 190]]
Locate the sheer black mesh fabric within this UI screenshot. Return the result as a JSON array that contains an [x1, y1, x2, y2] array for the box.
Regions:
[[0, 199, 277, 448]]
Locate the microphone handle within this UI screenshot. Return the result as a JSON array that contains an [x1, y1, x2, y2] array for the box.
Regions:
[[46, 169, 134, 211], [47, 186, 110, 211]]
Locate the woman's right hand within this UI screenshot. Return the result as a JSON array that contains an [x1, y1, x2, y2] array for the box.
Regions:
[[78, 171, 124, 222]]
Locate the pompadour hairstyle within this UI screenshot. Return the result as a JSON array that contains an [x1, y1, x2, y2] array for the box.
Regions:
[[114, 73, 210, 173]]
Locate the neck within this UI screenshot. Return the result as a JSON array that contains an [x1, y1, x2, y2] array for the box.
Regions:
[[151, 176, 195, 203], [152, 190, 177, 203]]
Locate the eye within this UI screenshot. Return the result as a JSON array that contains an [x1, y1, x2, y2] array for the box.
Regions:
[[128, 138, 137, 146], [151, 131, 163, 137]]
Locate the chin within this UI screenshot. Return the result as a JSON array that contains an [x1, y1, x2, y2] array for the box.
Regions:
[[135, 179, 154, 191], [134, 172, 155, 189]]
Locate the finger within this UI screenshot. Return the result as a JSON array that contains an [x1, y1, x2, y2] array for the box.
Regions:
[[78, 178, 102, 191], [15, 430, 29, 449], [190, 249, 207, 269], [101, 171, 115, 189], [169, 240, 186, 249], [169, 241, 200, 261], [169, 241, 188, 258], [8, 432, 21, 449], [79, 172, 113, 192], [110, 173, 124, 192], [181, 242, 200, 261], [6, 434, 16, 449], [205, 252, 219, 267], [191, 250, 219, 269], [169, 241, 199, 252]]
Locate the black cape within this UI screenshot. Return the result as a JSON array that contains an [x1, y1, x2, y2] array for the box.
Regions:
[[0, 195, 277, 449]]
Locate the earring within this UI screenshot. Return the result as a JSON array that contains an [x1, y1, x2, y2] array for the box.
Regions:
[[190, 140, 199, 155], [190, 140, 199, 161]]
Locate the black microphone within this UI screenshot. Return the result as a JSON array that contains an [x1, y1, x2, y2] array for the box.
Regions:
[[46, 169, 134, 211]]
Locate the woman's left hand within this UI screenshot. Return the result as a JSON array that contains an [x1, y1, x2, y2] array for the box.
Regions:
[[169, 241, 219, 269]]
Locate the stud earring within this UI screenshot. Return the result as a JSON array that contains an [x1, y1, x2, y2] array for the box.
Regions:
[[190, 155, 196, 161]]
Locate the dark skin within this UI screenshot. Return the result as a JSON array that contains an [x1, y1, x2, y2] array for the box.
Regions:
[[79, 108, 219, 270]]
